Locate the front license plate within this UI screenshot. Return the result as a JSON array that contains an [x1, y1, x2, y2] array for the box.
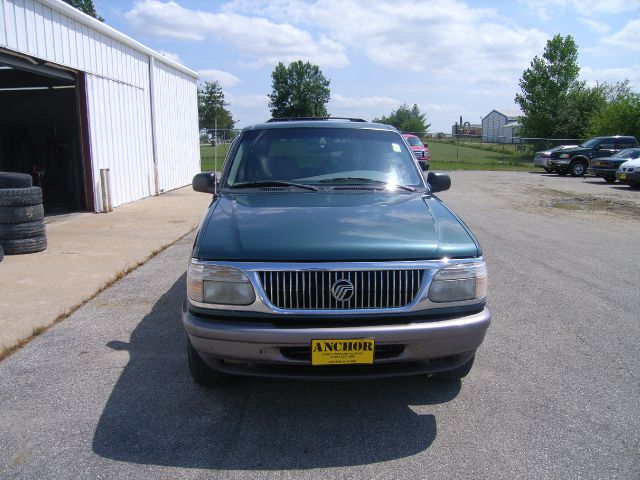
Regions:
[[619, 173, 627, 179], [311, 338, 375, 366]]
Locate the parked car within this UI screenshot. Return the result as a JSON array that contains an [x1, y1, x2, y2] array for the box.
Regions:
[[547, 135, 639, 177], [185, 117, 491, 386], [533, 145, 578, 172], [402, 133, 430, 170], [587, 148, 640, 183], [616, 158, 640, 187]]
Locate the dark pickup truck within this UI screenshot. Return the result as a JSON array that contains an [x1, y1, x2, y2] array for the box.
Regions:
[[548, 135, 639, 177], [184, 118, 491, 387]]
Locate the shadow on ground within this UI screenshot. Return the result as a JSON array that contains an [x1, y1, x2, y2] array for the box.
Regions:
[[92, 275, 460, 470]]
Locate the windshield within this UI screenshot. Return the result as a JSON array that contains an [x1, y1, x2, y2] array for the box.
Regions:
[[225, 127, 423, 188], [612, 148, 640, 159], [405, 136, 423, 147]]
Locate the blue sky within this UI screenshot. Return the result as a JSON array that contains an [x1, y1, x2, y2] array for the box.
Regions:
[[99, 0, 639, 132]]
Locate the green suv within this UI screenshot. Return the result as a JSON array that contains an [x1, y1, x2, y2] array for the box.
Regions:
[[184, 118, 491, 386]]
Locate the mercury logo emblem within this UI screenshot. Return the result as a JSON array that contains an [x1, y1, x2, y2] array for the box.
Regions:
[[331, 279, 354, 302]]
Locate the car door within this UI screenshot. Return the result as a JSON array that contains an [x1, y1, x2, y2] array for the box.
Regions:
[[594, 139, 616, 158]]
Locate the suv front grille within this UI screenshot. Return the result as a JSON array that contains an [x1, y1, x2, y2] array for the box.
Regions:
[[257, 270, 424, 310]]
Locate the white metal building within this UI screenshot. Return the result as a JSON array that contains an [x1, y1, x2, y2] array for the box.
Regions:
[[481, 110, 521, 143], [0, 0, 200, 212]]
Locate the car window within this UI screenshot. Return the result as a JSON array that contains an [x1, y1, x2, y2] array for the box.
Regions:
[[225, 128, 423, 187], [581, 138, 602, 148], [598, 140, 615, 149], [616, 141, 635, 149]]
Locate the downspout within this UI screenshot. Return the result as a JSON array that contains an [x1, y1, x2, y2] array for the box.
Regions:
[[149, 56, 160, 196]]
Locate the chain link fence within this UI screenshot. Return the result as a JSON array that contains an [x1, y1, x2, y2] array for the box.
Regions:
[[400, 132, 583, 168]]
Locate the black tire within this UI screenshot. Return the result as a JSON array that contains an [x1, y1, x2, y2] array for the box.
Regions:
[[0, 220, 46, 240], [604, 177, 616, 183], [1, 235, 47, 255], [433, 355, 475, 380], [570, 161, 587, 177], [0, 244, 3, 262], [543, 167, 552, 173], [0, 172, 32, 189], [0, 187, 43, 207], [187, 338, 232, 387], [0, 204, 44, 224]]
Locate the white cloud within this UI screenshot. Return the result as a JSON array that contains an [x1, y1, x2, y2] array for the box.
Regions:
[[305, 0, 545, 84], [580, 65, 640, 89], [158, 50, 183, 64], [330, 94, 399, 109], [578, 17, 610, 34], [519, 0, 637, 19], [124, 0, 349, 68], [198, 69, 242, 87], [602, 19, 640, 52]]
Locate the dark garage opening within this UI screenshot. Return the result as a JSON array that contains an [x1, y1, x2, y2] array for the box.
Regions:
[[0, 52, 89, 213]]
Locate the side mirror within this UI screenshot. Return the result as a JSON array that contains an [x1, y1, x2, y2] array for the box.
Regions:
[[193, 172, 217, 194], [427, 172, 451, 193]]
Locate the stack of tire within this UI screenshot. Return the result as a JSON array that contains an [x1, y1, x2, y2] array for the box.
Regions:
[[0, 172, 47, 262]]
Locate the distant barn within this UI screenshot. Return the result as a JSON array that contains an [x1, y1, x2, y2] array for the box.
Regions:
[[482, 110, 521, 144]]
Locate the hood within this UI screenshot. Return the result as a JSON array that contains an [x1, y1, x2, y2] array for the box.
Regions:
[[620, 159, 640, 169], [554, 145, 588, 155], [195, 192, 479, 262]]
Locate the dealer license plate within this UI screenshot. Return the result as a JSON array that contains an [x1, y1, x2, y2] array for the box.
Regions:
[[311, 338, 375, 366], [619, 173, 627, 179]]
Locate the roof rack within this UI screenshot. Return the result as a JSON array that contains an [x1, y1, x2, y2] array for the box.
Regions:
[[266, 117, 367, 123]]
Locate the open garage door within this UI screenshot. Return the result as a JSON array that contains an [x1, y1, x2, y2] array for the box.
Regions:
[[0, 51, 91, 213]]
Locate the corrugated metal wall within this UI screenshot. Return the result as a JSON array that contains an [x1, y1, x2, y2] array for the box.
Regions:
[[152, 60, 200, 193], [1, 0, 200, 211], [85, 73, 154, 209]]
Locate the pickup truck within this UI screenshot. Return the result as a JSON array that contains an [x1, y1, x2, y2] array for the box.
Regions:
[[548, 135, 639, 177], [184, 118, 491, 386]]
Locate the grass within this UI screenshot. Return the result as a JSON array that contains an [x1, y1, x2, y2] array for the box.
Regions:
[[200, 141, 535, 172], [200, 144, 231, 171], [427, 141, 534, 171]]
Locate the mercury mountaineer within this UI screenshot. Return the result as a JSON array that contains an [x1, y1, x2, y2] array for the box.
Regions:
[[183, 117, 491, 386]]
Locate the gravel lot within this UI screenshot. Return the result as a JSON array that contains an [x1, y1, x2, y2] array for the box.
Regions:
[[1, 171, 638, 479]]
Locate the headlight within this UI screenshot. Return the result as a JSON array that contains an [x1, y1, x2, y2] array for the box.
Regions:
[[635, 167, 640, 172], [428, 261, 487, 303], [187, 263, 256, 305], [558, 154, 570, 159]]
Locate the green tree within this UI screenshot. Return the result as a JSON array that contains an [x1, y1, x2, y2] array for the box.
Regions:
[[373, 104, 430, 134], [268, 60, 331, 118], [62, 0, 104, 21], [554, 83, 607, 139], [515, 34, 581, 138], [587, 89, 640, 139], [198, 81, 235, 131]]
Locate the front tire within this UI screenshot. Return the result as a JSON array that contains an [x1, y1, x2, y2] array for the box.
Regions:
[[543, 167, 552, 173], [604, 177, 616, 183], [187, 338, 232, 387], [570, 161, 587, 177]]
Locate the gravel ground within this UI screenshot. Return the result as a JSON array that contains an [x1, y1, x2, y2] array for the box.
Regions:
[[1, 171, 638, 480]]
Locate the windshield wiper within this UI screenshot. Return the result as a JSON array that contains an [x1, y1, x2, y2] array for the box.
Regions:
[[319, 177, 416, 192], [228, 180, 318, 191]]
